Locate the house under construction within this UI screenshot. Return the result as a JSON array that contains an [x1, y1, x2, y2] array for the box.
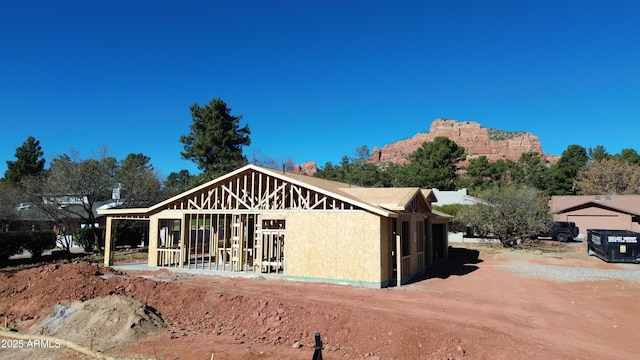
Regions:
[[98, 164, 450, 287]]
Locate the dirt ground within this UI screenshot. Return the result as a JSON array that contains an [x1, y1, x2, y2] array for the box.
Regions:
[[1, 242, 639, 360]]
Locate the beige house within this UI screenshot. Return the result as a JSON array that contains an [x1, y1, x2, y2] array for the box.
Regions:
[[98, 164, 450, 288], [550, 195, 640, 237]]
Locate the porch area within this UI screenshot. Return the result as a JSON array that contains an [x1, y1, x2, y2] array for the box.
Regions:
[[154, 213, 286, 274]]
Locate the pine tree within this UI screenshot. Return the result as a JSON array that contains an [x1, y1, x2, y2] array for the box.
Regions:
[[179, 98, 251, 180], [394, 136, 466, 190], [4, 136, 46, 183]]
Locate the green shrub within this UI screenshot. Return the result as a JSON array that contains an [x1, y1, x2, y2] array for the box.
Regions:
[[487, 128, 527, 141], [0, 232, 25, 263], [434, 204, 467, 233], [23, 231, 57, 259], [116, 224, 147, 248], [73, 227, 105, 252]]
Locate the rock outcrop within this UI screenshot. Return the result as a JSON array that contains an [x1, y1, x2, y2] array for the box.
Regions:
[[370, 119, 552, 166], [293, 161, 318, 176]]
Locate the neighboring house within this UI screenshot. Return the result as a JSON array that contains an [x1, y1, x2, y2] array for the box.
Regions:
[[14, 198, 114, 249], [549, 195, 640, 238], [428, 188, 489, 242], [98, 164, 451, 288], [431, 188, 486, 206]]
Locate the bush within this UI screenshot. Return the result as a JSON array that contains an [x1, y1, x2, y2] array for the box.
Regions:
[[116, 224, 147, 248], [73, 227, 105, 252], [23, 231, 57, 259], [0, 232, 25, 263], [433, 204, 467, 233]]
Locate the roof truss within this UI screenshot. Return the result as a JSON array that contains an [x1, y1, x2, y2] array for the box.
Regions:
[[162, 168, 363, 212]]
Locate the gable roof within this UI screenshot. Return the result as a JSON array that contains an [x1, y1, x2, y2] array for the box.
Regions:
[[420, 189, 438, 203], [431, 209, 454, 219], [550, 195, 640, 216], [99, 164, 437, 218], [430, 188, 486, 206], [344, 187, 426, 212]]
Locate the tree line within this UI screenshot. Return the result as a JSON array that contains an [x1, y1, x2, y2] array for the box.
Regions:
[[0, 98, 253, 256], [316, 141, 640, 197], [312, 126, 640, 247], [3, 96, 640, 249]]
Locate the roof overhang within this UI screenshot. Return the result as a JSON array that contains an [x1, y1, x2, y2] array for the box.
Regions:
[[555, 201, 639, 216]]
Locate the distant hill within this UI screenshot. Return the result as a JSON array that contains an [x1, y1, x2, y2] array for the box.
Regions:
[[296, 118, 558, 175], [369, 118, 558, 166]]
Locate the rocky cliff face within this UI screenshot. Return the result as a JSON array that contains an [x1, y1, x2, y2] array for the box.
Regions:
[[293, 162, 318, 176], [370, 119, 553, 166], [294, 118, 555, 175]]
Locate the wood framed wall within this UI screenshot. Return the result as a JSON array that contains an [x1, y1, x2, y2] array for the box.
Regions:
[[101, 166, 446, 287], [145, 168, 368, 273]]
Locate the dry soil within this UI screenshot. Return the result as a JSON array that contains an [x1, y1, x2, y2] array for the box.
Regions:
[[1, 242, 638, 360]]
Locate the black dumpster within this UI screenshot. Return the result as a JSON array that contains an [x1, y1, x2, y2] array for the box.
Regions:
[[587, 229, 640, 263]]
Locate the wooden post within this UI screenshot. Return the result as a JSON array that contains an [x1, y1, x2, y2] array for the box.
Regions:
[[148, 217, 159, 267], [103, 217, 113, 266], [396, 233, 402, 287], [180, 218, 186, 268]]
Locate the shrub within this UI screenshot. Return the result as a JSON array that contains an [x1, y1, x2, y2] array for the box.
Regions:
[[73, 227, 105, 252], [0, 232, 24, 263], [433, 204, 467, 233], [116, 224, 147, 248], [23, 231, 57, 259]]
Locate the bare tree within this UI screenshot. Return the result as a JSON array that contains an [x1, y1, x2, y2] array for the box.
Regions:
[[576, 158, 640, 195], [21, 175, 77, 259], [249, 150, 296, 171], [44, 150, 117, 252], [0, 181, 21, 229]]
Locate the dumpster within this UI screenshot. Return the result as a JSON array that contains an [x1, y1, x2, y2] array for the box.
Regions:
[[587, 229, 640, 263]]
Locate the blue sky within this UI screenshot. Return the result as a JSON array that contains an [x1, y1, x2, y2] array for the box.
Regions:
[[2, 1, 639, 178]]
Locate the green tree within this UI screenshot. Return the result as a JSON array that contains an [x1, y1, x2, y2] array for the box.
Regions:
[[511, 152, 548, 190], [491, 159, 513, 184], [162, 169, 193, 197], [180, 98, 251, 180], [347, 146, 388, 186], [433, 204, 467, 233], [617, 148, 640, 165], [116, 153, 162, 207], [315, 147, 389, 187], [546, 145, 588, 195], [393, 137, 466, 190], [353, 145, 371, 164], [576, 158, 640, 195], [588, 145, 611, 162], [459, 156, 510, 191], [458, 186, 552, 247], [4, 136, 46, 184]]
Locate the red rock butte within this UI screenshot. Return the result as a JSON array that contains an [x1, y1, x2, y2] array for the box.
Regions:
[[294, 118, 558, 175], [370, 118, 556, 166]]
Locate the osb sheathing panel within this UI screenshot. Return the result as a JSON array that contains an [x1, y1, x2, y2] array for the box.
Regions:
[[285, 211, 383, 283], [379, 218, 392, 281]]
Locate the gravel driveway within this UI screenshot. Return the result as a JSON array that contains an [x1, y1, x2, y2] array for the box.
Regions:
[[499, 262, 640, 282]]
